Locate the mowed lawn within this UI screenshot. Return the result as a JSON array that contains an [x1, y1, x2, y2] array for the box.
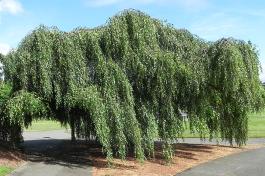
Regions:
[[0, 166, 13, 176], [24, 120, 67, 132], [248, 110, 265, 138], [24, 111, 265, 137], [183, 110, 265, 138]]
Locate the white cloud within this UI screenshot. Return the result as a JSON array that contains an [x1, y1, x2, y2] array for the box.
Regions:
[[249, 10, 265, 18], [0, 43, 11, 55], [85, 0, 122, 7], [189, 12, 245, 40], [176, 0, 208, 9], [0, 0, 23, 14], [235, 9, 265, 19], [84, 0, 209, 9]]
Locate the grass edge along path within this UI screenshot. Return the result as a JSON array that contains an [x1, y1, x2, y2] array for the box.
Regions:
[[0, 146, 25, 176], [0, 166, 13, 176]]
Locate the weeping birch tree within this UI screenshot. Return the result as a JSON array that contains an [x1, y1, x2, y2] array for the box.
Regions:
[[0, 10, 263, 161]]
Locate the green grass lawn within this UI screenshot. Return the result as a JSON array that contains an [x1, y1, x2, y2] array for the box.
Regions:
[[24, 110, 265, 137], [25, 120, 67, 132], [0, 166, 13, 176], [248, 110, 265, 138], [183, 110, 265, 138]]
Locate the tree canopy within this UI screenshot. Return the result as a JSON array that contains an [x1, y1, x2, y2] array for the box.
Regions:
[[0, 9, 264, 161]]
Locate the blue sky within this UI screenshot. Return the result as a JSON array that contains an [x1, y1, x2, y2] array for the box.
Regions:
[[0, 0, 264, 80]]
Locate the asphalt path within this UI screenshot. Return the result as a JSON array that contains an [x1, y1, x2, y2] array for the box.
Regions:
[[177, 138, 265, 176], [10, 131, 265, 176], [176, 147, 265, 176], [11, 130, 92, 176]]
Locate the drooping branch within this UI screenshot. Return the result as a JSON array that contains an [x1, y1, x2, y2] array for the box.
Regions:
[[1, 10, 263, 161]]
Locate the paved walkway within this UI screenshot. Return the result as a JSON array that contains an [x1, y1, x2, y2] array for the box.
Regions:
[[177, 138, 265, 176], [11, 131, 92, 176], [11, 133, 265, 176]]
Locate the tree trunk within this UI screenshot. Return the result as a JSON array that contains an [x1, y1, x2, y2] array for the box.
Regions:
[[70, 117, 76, 142]]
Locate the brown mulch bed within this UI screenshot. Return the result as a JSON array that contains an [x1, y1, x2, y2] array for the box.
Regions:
[[89, 143, 264, 176], [0, 146, 25, 168]]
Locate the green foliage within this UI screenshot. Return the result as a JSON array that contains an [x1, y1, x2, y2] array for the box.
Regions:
[[65, 86, 113, 160], [206, 39, 262, 145], [0, 83, 17, 144], [0, 83, 11, 107], [5, 90, 48, 128], [1, 9, 263, 161], [0, 53, 3, 62], [0, 83, 47, 145]]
